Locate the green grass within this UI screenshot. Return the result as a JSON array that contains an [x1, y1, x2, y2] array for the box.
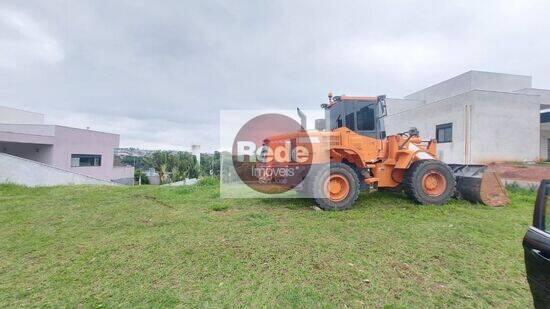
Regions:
[[0, 182, 536, 307]]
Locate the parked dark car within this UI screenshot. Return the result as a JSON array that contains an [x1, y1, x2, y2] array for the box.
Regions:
[[523, 179, 550, 308]]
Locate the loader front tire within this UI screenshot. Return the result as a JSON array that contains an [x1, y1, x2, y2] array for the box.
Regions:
[[310, 163, 360, 211], [403, 160, 455, 205]]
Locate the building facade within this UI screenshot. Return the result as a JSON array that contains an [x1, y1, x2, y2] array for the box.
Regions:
[[385, 71, 550, 164], [0, 106, 134, 184], [0, 106, 44, 125]]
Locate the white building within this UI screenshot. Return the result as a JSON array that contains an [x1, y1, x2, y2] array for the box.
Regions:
[[0, 105, 134, 185], [0, 106, 44, 124], [385, 71, 550, 164]]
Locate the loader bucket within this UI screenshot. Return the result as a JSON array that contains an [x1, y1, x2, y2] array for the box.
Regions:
[[449, 164, 509, 207]]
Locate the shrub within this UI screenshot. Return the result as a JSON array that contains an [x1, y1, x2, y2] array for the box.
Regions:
[[198, 177, 219, 187], [134, 170, 150, 185]]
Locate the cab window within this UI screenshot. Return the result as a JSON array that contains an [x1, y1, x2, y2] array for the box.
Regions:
[[357, 105, 375, 131], [345, 103, 355, 130], [329, 103, 343, 130]]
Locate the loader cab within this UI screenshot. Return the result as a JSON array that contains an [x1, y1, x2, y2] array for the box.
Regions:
[[324, 95, 387, 139]]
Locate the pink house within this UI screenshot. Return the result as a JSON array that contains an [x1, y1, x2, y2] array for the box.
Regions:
[[0, 106, 134, 184]]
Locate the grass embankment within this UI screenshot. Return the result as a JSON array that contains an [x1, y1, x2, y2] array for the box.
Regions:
[[0, 181, 536, 307]]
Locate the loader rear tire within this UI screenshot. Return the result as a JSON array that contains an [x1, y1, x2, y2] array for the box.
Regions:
[[403, 160, 455, 205], [310, 163, 360, 211]]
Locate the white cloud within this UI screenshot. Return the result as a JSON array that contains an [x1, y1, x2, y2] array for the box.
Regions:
[[0, 8, 64, 68], [321, 36, 454, 78], [1, 0, 550, 151]]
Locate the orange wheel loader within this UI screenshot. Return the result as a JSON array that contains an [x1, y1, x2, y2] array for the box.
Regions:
[[261, 94, 509, 210]]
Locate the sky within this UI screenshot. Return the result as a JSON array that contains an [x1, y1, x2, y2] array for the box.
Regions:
[[1, 0, 550, 152]]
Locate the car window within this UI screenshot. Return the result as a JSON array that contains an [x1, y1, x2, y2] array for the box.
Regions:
[[545, 194, 549, 233]]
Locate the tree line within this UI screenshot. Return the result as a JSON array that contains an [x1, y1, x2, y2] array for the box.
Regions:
[[124, 151, 221, 185]]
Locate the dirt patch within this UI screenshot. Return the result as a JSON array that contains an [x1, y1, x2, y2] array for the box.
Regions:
[[488, 163, 550, 182]]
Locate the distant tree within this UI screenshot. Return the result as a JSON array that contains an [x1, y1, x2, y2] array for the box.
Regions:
[[144, 150, 200, 184], [159, 163, 170, 184], [121, 156, 150, 169], [144, 151, 171, 184], [171, 166, 181, 182], [200, 151, 220, 177], [134, 169, 150, 184], [172, 151, 199, 181]]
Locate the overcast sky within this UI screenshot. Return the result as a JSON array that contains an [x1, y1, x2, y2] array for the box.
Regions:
[[1, 0, 550, 151]]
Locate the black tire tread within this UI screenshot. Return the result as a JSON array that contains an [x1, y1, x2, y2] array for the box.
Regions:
[[311, 163, 360, 211], [403, 160, 455, 205]]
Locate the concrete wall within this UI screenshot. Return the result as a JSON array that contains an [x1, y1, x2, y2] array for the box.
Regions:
[[0, 124, 134, 181], [148, 175, 160, 185], [469, 91, 540, 163], [385, 98, 426, 115], [541, 124, 550, 160], [110, 166, 135, 185], [51, 126, 133, 181], [0, 124, 55, 136], [112, 177, 134, 185], [385, 90, 541, 164], [515, 88, 550, 97], [0, 106, 44, 124], [0, 153, 114, 187], [405, 72, 473, 103], [405, 71, 532, 103], [515, 88, 550, 109], [386, 92, 472, 164], [0, 142, 53, 164], [0, 131, 55, 145]]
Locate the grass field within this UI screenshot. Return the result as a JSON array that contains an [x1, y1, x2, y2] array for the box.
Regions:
[[0, 181, 537, 307]]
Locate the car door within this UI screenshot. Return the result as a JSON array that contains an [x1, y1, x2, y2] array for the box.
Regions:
[[523, 179, 550, 308]]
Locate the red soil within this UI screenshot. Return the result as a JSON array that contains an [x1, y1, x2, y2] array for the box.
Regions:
[[488, 163, 550, 182]]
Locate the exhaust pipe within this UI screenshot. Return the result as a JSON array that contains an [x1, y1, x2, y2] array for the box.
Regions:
[[297, 108, 306, 129], [449, 164, 509, 207]]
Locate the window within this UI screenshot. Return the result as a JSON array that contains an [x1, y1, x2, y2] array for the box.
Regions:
[[357, 106, 375, 131], [436, 123, 452, 143], [344, 102, 356, 130], [535, 181, 550, 233], [543, 182, 549, 233], [329, 103, 343, 129], [345, 112, 355, 130], [545, 194, 549, 233], [71, 154, 102, 167]]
